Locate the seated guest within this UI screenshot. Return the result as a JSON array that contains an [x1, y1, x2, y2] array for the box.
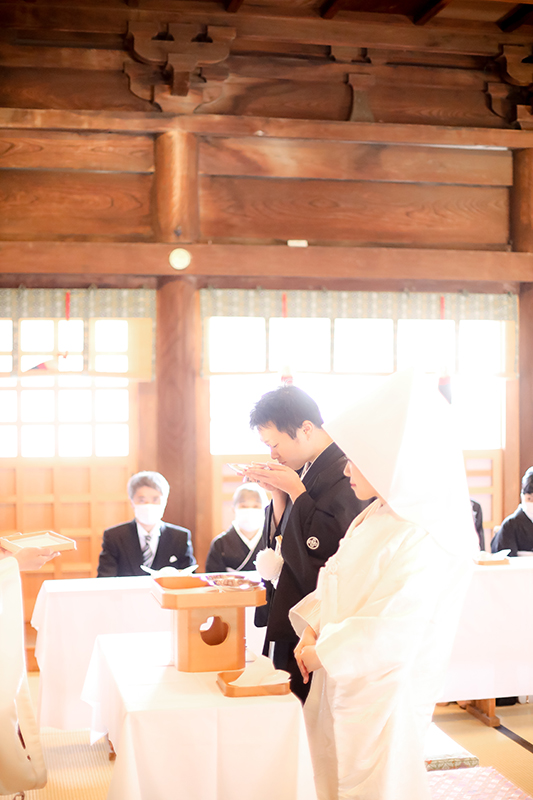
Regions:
[[206, 483, 268, 573], [471, 499, 484, 550], [491, 466, 533, 556], [97, 470, 195, 577]]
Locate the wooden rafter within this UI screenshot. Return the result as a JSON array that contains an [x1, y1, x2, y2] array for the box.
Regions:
[[498, 4, 533, 33], [319, 0, 349, 20], [413, 0, 453, 26], [225, 0, 245, 12]]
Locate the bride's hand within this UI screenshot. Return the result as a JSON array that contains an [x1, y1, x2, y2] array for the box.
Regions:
[[294, 625, 318, 683]]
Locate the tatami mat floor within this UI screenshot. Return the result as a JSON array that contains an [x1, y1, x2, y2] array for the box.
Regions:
[[433, 702, 533, 797], [6, 676, 532, 800], [4, 729, 113, 800]]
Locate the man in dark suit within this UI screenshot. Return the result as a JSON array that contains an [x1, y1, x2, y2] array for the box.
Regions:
[[244, 385, 367, 701], [97, 470, 196, 577]]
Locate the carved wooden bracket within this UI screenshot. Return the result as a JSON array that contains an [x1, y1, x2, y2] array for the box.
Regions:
[[485, 81, 513, 122], [347, 74, 375, 122], [496, 45, 533, 87], [128, 22, 235, 96], [330, 46, 367, 64], [516, 105, 533, 130]]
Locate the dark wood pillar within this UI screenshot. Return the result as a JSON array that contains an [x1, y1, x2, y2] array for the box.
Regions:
[[157, 278, 198, 537], [519, 284, 533, 478], [156, 277, 212, 565], [512, 150, 533, 478], [153, 131, 199, 244]]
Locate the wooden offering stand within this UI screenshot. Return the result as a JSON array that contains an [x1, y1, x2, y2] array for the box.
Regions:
[[152, 574, 266, 673]]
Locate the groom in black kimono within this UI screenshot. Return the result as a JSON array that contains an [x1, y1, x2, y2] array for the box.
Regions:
[[245, 385, 367, 701]]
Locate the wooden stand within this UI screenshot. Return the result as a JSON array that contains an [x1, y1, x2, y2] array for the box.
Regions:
[[464, 699, 501, 727], [152, 575, 266, 673]]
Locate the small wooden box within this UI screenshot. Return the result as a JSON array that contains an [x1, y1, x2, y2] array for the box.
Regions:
[[152, 574, 266, 673]]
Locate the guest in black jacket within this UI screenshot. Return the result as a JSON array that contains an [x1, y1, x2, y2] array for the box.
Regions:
[[491, 466, 533, 556], [206, 482, 268, 573], [97, 470, 195, 577]]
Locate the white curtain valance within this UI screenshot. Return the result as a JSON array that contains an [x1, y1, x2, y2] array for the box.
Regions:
[[200, 289, 518, 323], [0, 288, 156, 320]]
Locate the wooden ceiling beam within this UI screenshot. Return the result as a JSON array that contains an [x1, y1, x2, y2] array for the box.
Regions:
[[2, 108, 533, 149], [1, 241, 533, 282], [1, 5, 532, 56], [0, 42, 126, 70]]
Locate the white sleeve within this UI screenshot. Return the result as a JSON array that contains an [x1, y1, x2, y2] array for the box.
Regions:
[[315, 535, 470, 683], [289, 590, 322, 638]]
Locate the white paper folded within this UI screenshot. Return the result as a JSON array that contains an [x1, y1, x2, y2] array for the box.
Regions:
[[476, 549, 511, 561], [229, 654, 290, 687], [141, 564, 198, 577]]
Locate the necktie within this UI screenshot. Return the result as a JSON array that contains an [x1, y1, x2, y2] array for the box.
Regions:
[[141, 532, 152, 567]]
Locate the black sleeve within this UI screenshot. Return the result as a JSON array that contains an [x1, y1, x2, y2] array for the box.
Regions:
[[491, 518, 518, 557], [97, 530, 119, 577], [205, 538, 227, 573]]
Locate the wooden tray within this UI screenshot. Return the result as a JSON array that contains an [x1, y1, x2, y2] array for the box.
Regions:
[[0, 530, 76, 554], [152, 576, 266, 610], [154, 574, 210, 590], [216, 669, 291, 697], [476, 557, 510, 566]]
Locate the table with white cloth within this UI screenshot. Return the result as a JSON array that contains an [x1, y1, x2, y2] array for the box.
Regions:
[[32, 560, 533, 731], [82, 631, 317, 800], [31, 575, 266, 729], [438, 557, 533, 702]]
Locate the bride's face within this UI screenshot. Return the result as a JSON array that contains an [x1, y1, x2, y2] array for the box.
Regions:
[[344, 460, 378, 501]]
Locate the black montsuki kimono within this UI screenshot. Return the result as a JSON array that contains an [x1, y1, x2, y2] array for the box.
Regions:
[[491, 505, 533, 556], [255, 441, 369, 701], [205, 525, 262, 573]]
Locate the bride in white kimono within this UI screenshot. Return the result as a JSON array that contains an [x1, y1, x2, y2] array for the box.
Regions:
[[291, 371, 478, 800]]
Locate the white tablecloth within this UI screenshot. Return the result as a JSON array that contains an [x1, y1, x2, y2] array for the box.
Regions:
[[32, 559, 533, 730], [31, 575, 266, 729], [82, 631, 317, 800], [438, 558, 533, 701]]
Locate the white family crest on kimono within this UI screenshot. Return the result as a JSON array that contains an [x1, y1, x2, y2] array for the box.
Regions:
[[290, 370, 478, 800]]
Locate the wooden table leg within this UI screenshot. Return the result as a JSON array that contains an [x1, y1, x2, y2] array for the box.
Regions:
[[464, 698, 500, 727]]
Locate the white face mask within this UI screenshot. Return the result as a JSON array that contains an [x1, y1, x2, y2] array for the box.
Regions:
[[235, 507, 264, 535], [134, 503, 165, 527], [522, 502, 533, 523]]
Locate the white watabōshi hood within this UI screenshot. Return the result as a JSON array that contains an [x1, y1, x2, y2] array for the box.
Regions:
[[324, 370, 478, 557]]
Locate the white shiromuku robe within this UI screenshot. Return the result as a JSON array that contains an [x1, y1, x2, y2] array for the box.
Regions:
[[289, 370, 479, 800], [291, 499, 473, 800], [0, 556, 47, 794]]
